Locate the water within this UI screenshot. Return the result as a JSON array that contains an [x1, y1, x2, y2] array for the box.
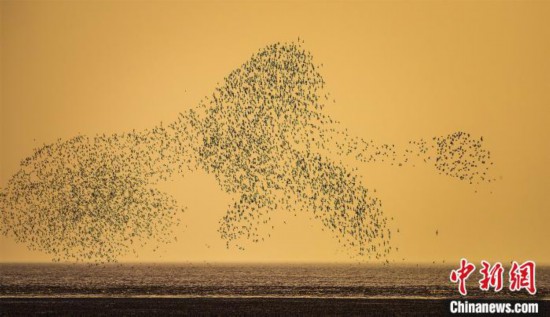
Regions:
[[1, 264, 548, 300]]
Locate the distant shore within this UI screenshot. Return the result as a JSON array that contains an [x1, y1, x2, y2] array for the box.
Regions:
[[1, 298, 548, 316]]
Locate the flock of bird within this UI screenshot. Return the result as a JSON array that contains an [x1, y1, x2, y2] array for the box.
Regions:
[[0, 40, 495, 262]]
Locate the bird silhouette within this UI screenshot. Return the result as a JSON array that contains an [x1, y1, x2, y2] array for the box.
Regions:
[[0, 40, 495, 262]]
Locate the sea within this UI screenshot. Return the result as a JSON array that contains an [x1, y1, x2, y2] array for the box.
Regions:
[[1, 263, 548, 299]]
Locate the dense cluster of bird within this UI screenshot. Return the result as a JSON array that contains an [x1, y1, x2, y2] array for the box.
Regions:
[[0, 40, 494, 262], [0, 129, 186, 262]]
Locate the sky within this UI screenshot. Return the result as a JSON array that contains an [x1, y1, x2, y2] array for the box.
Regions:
[[1, 0, 549, 264]]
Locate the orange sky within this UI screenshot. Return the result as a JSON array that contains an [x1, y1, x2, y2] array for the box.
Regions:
[[1, 1, 549, 264]]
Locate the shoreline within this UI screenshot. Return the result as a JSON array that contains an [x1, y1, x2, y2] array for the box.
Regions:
[[1, 297, 548, 316], [1, 295, 548, 300]]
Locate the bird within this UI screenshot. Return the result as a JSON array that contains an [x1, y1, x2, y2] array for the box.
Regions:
[[0, 39, 496, 263]]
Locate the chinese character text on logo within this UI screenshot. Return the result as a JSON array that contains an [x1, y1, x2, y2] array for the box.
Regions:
[[479, 260, 504, 292], [450, 258, 476, 295], [450, 259, 536, 295], [509, 261, 536, 295]]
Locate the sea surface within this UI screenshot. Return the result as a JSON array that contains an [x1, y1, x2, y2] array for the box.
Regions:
[[1, 263, 548, 300]]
